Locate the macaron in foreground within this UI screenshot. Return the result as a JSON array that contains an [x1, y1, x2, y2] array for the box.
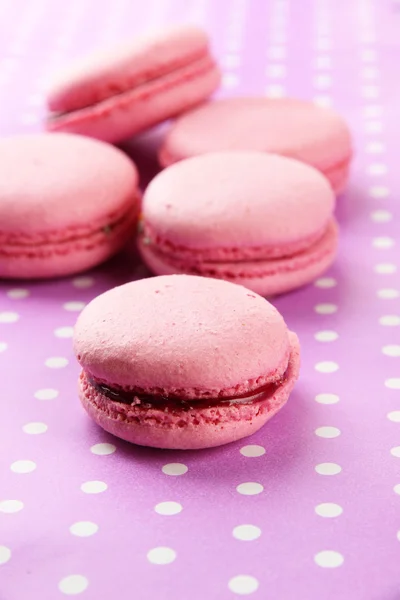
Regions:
[[0, 133, 140, 279], [46, 25, 221, 143], [138, 152, 338, 297], [159, 97, 352, 193], [73, 275, 300, 449]]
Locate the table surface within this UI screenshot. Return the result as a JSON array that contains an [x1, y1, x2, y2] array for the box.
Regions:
[[1, 0, 400, 598]]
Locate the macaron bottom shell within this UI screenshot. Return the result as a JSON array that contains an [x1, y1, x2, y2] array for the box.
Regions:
[[78, 332, 300, 450], [0, 203, 139, 279], [138, 218, 338, 297]]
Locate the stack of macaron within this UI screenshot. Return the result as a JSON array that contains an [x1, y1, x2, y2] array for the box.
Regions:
[[0, 24, 353, 448]]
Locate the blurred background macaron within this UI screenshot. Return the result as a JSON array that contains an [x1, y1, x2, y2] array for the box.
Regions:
[[0, 133, 140, 279], [46, 25, 221, 143], [138, 151, 338, 296], [159, 97, 352, 193]]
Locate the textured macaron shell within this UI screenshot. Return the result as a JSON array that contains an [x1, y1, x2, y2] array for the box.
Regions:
[[0, 133, 140, 279], [74, 275, 291, 398], [48, 26, 212, 113], [0, 133, 139, 234], [78, 330, 300, 449], [159, 97, 352, 179], [142, 152, 335, 257]]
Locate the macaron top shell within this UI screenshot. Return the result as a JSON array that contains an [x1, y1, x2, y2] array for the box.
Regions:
[[143, 152, 335, 258], [160, 97, 352, 171], [0, 133, 139, 236], [48, 26, 211, 114], [74, 275, 290, 398]]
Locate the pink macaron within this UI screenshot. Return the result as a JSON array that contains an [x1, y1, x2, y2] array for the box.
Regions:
[[46, 25, 221, 143], [73, 275, 300, 450], [159, 97, 352, 193], [0, 133, 140, 279], [138, 152, 338, 297]]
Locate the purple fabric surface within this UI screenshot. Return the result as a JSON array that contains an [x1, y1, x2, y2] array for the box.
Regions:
[[1, 0, 400, 598]]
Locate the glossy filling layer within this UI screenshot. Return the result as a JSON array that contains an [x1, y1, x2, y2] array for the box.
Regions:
[[85, 370, 288, 413]]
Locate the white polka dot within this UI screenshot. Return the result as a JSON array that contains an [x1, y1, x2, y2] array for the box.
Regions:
[[10, 460, 36, 474], [58, 574, 89, 595], [34, 388, 59, 400], [315, 361, 339, 373], [313, 95, 333, 108], [373, 237, 395, 249], [315, 277, 337, 288], [315, 462, 341, 475], [236, 482, 264, 496], [366, 142, 385, 154], [362, 85, 379, 99], [361, 66, 378, 79], [365, 121, 383, 134], [387, 411, 400, 422], [223, 54, 241, 68], [394, 484, 400, 495], [223, 73, 239, 88], [315, 426, 341, 438], [45, 356, 68, 368], [0, 500, 24, 513], [54, 326, 74, 338], [369, 185, 389, 198], [228, 575, 259, 595], [314, 74, 332, 89], [370, 210, 393, 223], [6, 288, 29, 299], [314, 330, 338, 342], [240, 445, 266, 457], [267, 46, 286, 59], [382, 345, 400, 357], [69, 521, 99, 537], [364, 105, 382, 118], [0, 311, 19, 323], [385, 379, 400, 390], [162, 463, 188, 476], [315, 503, 343, 518], [314, 550, 344, 568], [22, 422, 47, 435], [377, 289, 399, 299], [72, 277, 94, 289], [368, 163, 388, 176], [315, 38, 331, 50], [90, 443, 116, 455], [0, 546, 11, 565], [232, 525, 261, 541], [154, 501, 183, 516], [361, 48, 377, 61], [266, 83, 285, 97], [374, 263, 397, 274], [80, 480, 108, 494], [314, 55, 331, 69], [63, 301, 86, 312], [147, 547, 176, 565], [379, 315, 400, 326], [314, 303, 338, 315], [267, 64, 286, 78], [315, 393, 339, 404], [0, 342, 7, 352], [391, 447, 400, 457]]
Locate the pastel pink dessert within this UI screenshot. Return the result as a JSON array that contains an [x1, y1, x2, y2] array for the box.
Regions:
[[138, 152, 338, 297], [46, 26, 221, 143], [159, 97, 352, 193], [74, 275, 300, 449], [0, 133, 140, 279]]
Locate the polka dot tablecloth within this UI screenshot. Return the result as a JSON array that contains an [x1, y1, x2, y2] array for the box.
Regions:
[[1, 0, 399, 598]]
